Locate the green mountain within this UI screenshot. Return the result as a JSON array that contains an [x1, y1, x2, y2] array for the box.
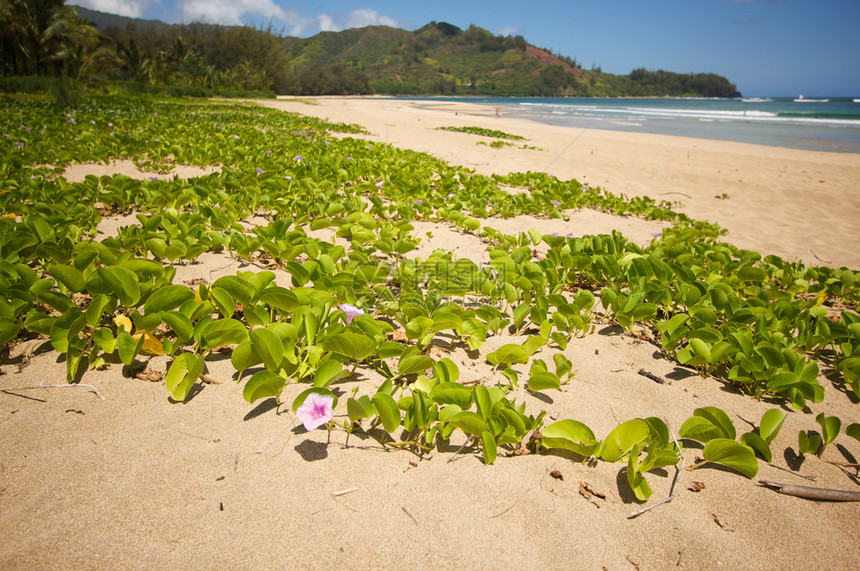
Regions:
[[284, 22, 739, 97]]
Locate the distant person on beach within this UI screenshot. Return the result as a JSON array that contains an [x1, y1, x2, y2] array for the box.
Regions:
[[495, 108, 501, 118]]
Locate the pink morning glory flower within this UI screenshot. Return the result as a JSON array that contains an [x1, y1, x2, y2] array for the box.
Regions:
[[414, 199, 423, 205], [256, 167, 265, 175], [552, 200, 560, 207], [294, 155, 303, 162], [296, 393, 334, 431], [375, 180, 384, 188], [582, 185, 590, 191], [338, 303, 364, 324]]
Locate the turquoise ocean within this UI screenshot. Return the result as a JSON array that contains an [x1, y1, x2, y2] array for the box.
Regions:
[[408, 96, 860, 153]]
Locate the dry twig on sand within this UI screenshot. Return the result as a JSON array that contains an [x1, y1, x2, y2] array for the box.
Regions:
[[758, 480, 860, 502], [1, 384, 104, 400]]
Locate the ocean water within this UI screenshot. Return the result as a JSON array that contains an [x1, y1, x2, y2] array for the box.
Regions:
[[410, 96, 860, 153]]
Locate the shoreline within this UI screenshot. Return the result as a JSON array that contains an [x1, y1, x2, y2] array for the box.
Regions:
[[265, 95, 860, 269]]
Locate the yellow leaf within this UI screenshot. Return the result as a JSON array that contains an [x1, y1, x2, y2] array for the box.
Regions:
[[113, 315, 133, 332], [194, 287, 203, 303], [814, 291, 828, 307], [132, 330, 164, 355]]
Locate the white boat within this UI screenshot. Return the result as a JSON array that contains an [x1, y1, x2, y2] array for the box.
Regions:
[[794, 95, 829, 103], [854, 98, 860, 103]]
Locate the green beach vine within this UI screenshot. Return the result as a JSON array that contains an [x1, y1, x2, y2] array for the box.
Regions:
[[1, 93, 858, 502]]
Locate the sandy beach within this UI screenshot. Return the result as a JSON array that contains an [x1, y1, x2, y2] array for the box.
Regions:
[[1, 96, 859, 569]]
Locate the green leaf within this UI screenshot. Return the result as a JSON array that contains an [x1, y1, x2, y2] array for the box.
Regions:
[[432, 357, 460, 383], [347, 396, 375, 423], [231, 340, 262, 371], [208, 286, 235, 318], [474, 385, 492, 421], [522, 334, 545, 356], [599, 419, 651, 463], [428, 382, 472, 409], [397, 350, 435, 376], [798, 430, 822, 456], [165, 352, 205, 402], [197, 318, 249, 350], [740, 432, 772, 463], [702, 438, 759, 478], [627, 443, 653, 501], [144, 284, 194, 314], [49, 307, 85, 353], [432, 312, 462, 331], [679, 416, 724, 444], [211, 275, 255, 306], [738, 265, 768, 282], [321, 332, 377, 361], [97, 266, 140, 307], [541, 419, 598, 457], [249, 327, 284, 372], [693, 406, 736, 440], [47, 263, 86, 292], [846, 423, 860, 443], [448, 411, 490, 437], [481, 431, 497, 464], [314, 359, 349, 388], [117, 330, 144, 365], [527, 371, 561, 392], [161, 311, 193, 343], [486, 343, 529, 367], [85, 294, 114, 327], [259, 287, 300, 315], [759, 409, 785, 445], [371, 392, 401, 434], [816, 412, 842, 446], [242, 371, 287, 404]]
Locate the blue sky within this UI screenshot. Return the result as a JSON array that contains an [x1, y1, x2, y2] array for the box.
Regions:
[[74, 0, 860, 96]]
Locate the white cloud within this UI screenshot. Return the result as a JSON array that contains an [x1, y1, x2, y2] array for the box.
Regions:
[[317, 14, 339, 32], [179, 0, 288, 25], [345, 9, 398, 29], [74, 0, 151, 18], [497, 26, 521, 37]]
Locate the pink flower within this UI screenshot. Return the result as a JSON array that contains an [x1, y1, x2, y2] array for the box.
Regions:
[[296, 393, 334, 431], [338, 303, 364, 324], [552, 200, 560, 207]]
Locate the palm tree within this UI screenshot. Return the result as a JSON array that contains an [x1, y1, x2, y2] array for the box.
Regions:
[[7, 0, 66, 75], [43, 6, 113, 79]]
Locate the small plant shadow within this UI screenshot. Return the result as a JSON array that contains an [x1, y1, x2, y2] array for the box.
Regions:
[[531, 391, 554, 405], [783, 447, 805, 471], [615, 468, 642, 504], [837, 443, 857, 465], [597, 325, 624, 336], [295, 439, 328, 461], [167, 383, 204, 404], [244, 398, 279, 421], [666, 367, 697, 382]]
